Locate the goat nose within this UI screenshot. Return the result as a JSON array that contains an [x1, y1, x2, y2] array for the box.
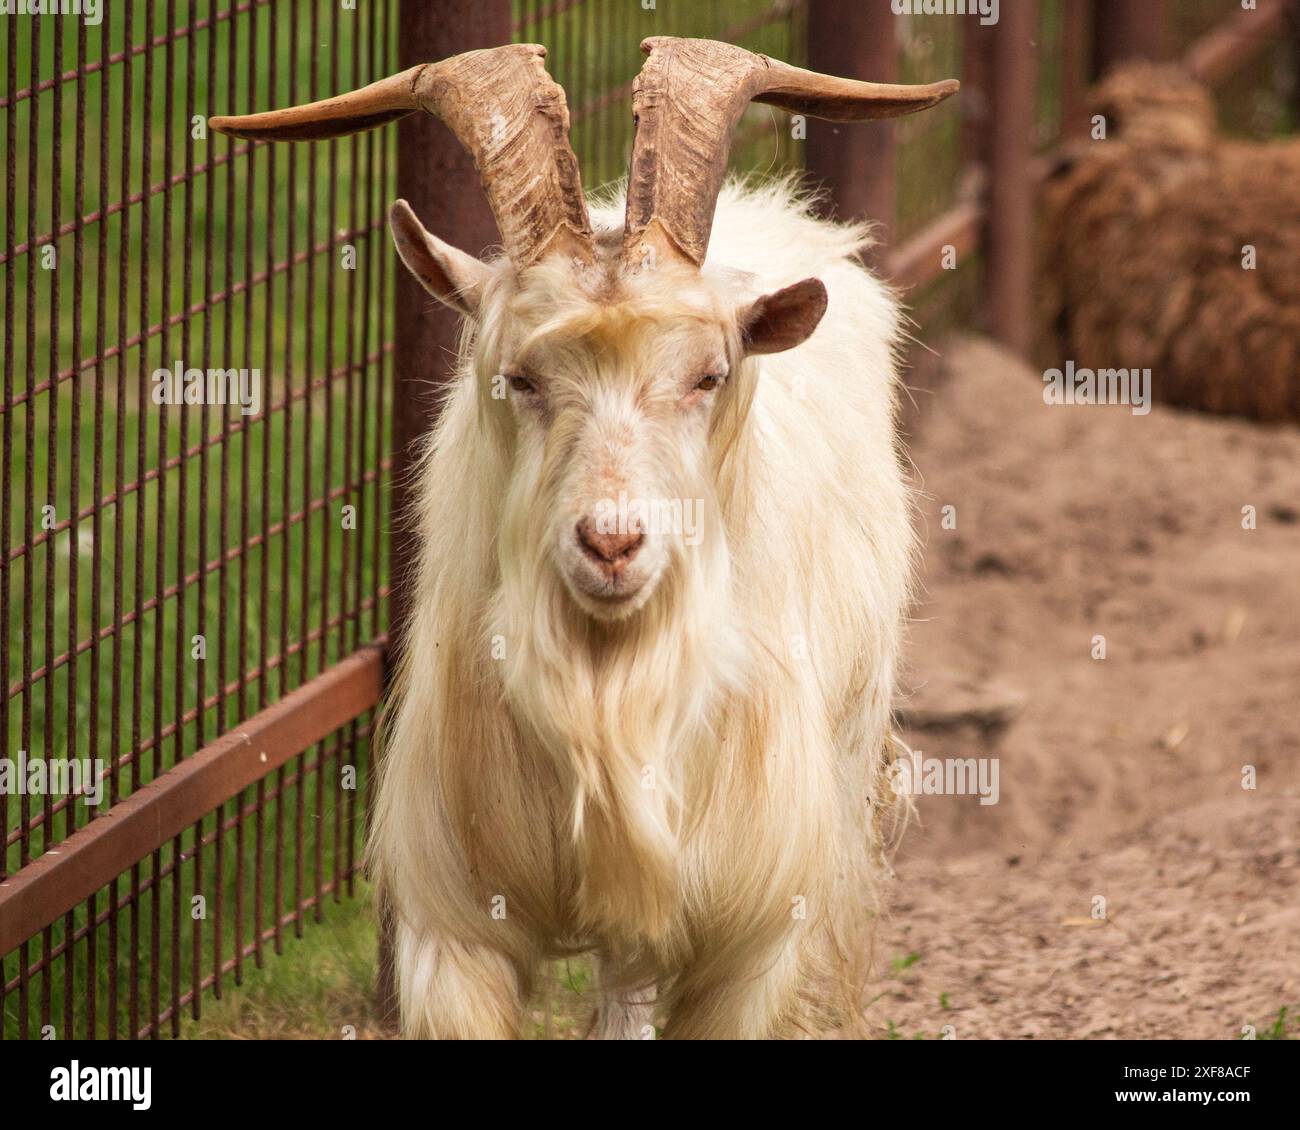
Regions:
[[576, 517, 644, 566]]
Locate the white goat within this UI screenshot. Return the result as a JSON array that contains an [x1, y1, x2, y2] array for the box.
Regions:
[[212, 38, 957, 1039]]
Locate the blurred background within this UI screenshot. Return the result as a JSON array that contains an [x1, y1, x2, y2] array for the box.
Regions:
[[1, 0, 1297, 1039]]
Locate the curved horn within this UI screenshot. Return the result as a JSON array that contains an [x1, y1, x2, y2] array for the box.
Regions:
[[210, 44, 594, 269], [622, 37, 960, 268]]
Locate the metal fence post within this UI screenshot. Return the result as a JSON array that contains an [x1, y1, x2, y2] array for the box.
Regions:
[[960, 13, 992, 170], [805, 0, 898, 259], [378, 0, 514, 1031], [1294, 0, 1300, 125], [1060, 0, 1091, 135], [1093, 0, 1171, 77], [982, 0, 1038, 356]]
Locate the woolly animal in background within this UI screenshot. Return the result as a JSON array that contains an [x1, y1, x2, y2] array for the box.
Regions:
[[1039, 62, 1300, 422]]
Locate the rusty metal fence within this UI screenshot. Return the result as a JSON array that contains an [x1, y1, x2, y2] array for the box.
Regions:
[[1, 0, 397, 1040], [2, 0, 1294, 1040]]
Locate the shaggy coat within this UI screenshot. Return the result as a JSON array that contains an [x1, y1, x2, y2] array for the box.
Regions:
[[1039, 63, 1300, 422], [371, 181, 913, 1039]]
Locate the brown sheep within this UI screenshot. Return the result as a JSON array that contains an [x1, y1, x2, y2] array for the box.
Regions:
[[1038, 62, 1300, 422]]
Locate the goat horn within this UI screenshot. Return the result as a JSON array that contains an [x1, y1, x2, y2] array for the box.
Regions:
[[622, 37, 960, 269], [210, 44, 594, 269]]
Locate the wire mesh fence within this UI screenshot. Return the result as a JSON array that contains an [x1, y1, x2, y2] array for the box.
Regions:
[[1, 0, 395, 1040]]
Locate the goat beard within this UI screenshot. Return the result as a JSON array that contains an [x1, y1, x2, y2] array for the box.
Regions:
[[492, 524, 744, 949]]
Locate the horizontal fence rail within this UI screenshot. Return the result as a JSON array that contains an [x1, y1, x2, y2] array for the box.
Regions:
[[0, 644, 384, 960]]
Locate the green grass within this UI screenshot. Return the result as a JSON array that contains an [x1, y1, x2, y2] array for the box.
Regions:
[[175, 884, 598, 1041], [179, 880, 384, 1040], [891, 951, 921, 974], [1244, 1006, 1296, 1041]]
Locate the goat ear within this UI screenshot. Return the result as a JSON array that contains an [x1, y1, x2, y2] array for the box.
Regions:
[[389, 199, 490, 316], [738, 278, 828, 356]]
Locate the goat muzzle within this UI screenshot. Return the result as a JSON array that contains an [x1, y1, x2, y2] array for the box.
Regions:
[[577, 517, 645, 574]]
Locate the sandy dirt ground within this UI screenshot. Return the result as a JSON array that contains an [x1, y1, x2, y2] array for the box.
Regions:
[[870, 337, 1300, 1040]]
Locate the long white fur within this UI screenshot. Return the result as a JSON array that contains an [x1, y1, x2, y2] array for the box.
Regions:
[[371, 178, 913, 1039]]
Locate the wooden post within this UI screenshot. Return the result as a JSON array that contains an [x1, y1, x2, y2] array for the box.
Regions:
[[1060, 0, 1090, 136], [960, 14, 993, 170], [984, 0, 1038, 355], [805, 0, 898, 260], [1291, 0, 1300, 126], [378, 0, 513, 1032], [1093, 0, 1171, 77]]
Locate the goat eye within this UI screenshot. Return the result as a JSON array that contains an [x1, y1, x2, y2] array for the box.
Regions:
[[695, 374, 721, 392], [508, 374, 535, 394]]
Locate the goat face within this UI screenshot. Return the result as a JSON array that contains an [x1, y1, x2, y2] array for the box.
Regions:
[[389, 211, 830, 624], [494, 261, 830, 622], [492, 267, 742, 622]]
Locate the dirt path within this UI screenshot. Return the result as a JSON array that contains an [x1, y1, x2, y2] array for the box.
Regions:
[[872, 338, 1300, 1039]]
